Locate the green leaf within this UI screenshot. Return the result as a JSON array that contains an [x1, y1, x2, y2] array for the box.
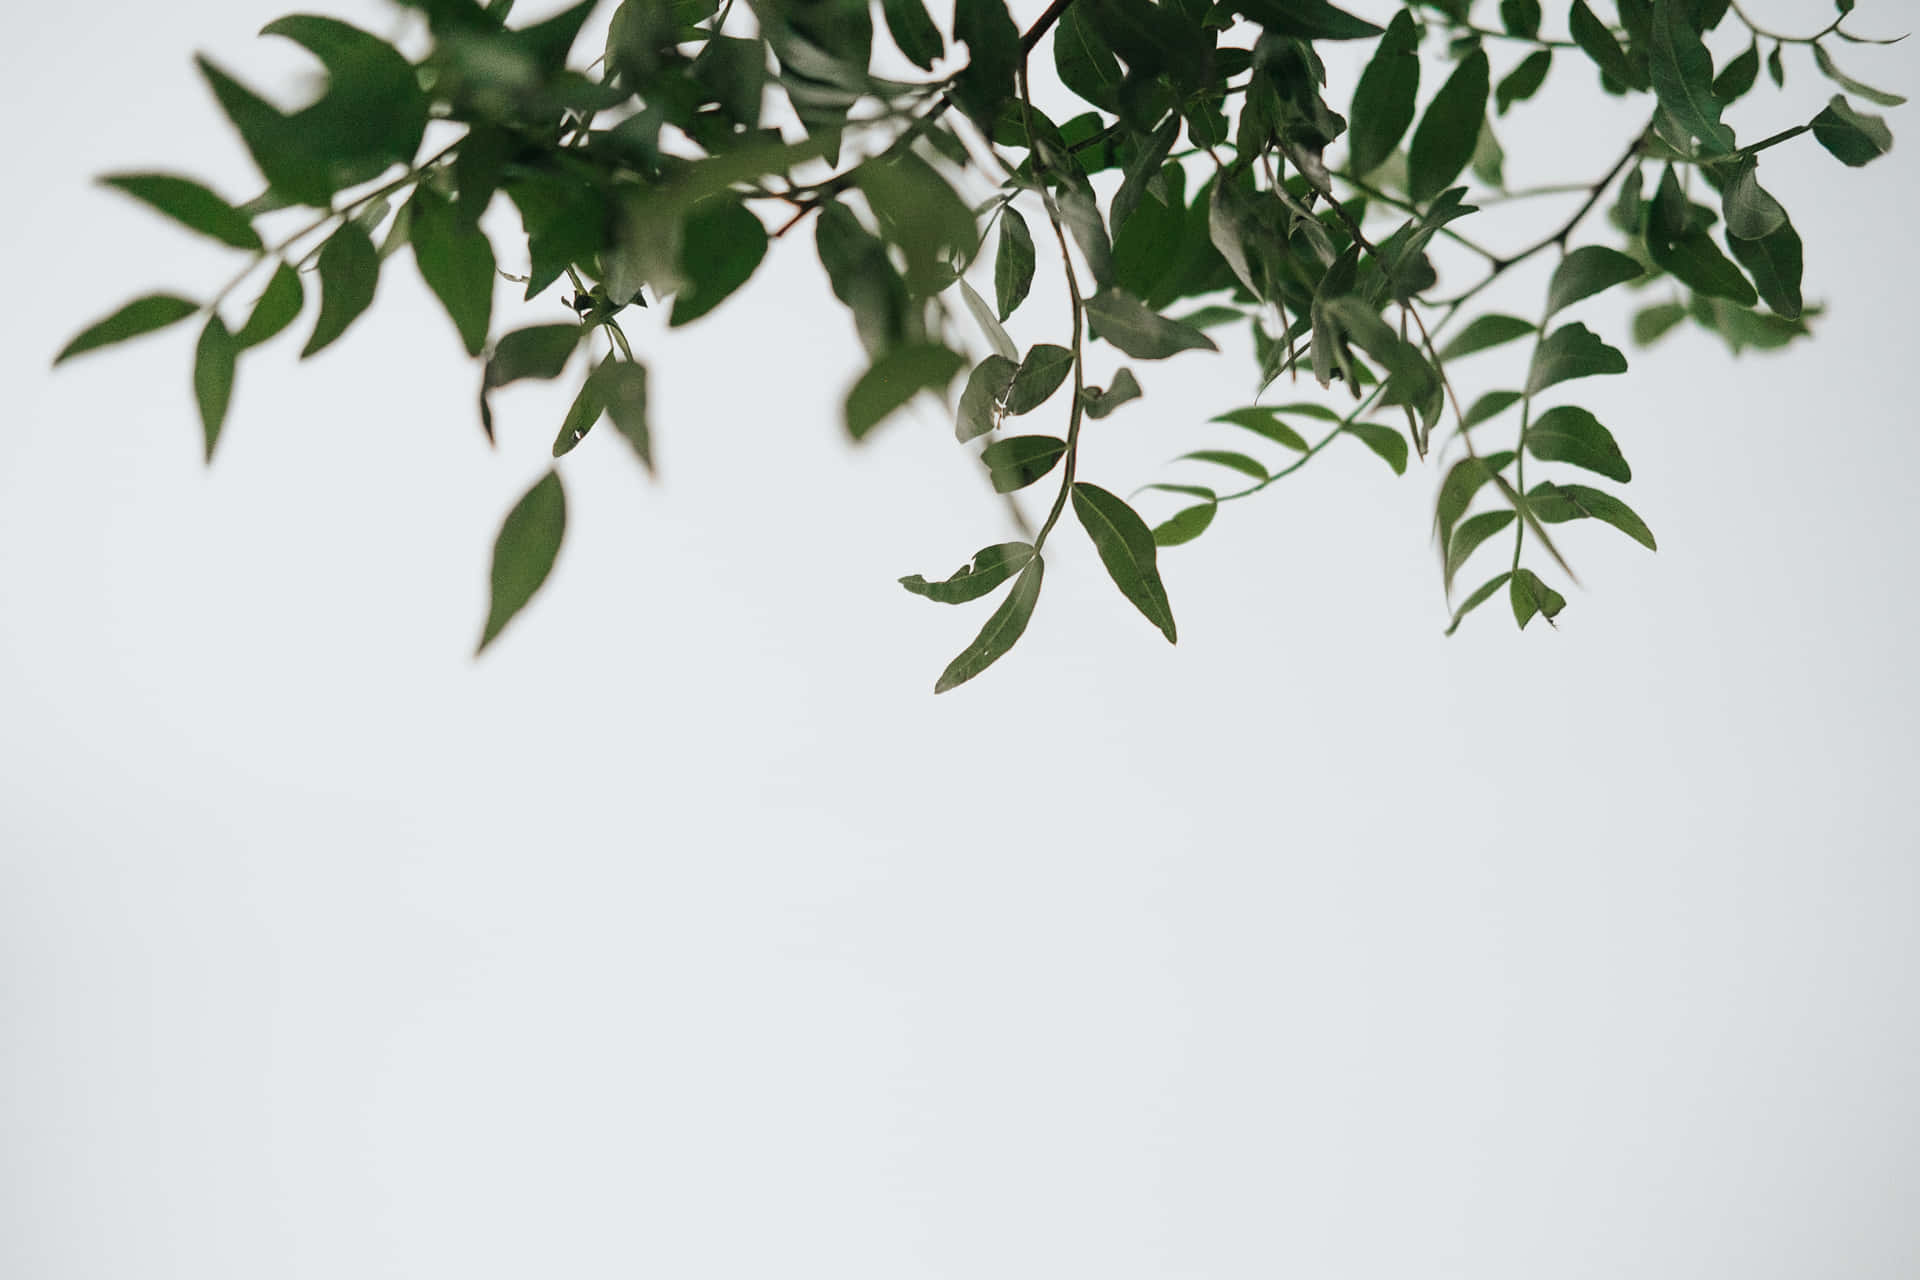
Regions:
[[1472, 115, 1508, 189], [901, 542, 1035, 604], [1348, 11, 1421, 178], [1525, 405, 1631, 482], [1649, 0, 1736, 153], [1463, 390, 1523, 429], [1082, 369, 1143, 419], [1153, 502, 1217, 547], [881, 0, 944, 71], [672, 198, 768, 326], [1211, 407, 1310, 452], [1546, 246, 1644, 316], [1570, 0, 1645, 90], [1712, 41, 1760, 102], [1721, 159, 1787, 241], [53, 294, 198, 365], [550, 374, 603, 458], [486, 324, 582, 388], [1526, 322, 1629, 395], [846, 342, 967, 439], [1344, 422, 1409, 475], [1179, 450, 1269, 481], [1767, 42, 1785, 87], [194, 314, 238, 462], [959, 279, 1019, 362], [981, 435, 1068, 492], [1054, 4, 1124, 112], [1812, 44, 1906, 107], [1056, 188, 1116, 291], [1509, 567, 1567, 629], [1727, 217, 1804, 319], [1496, 50, 1552, 116], [995, 207, 1036, 320], [1444, 509, 1515, 591], [1648, 229, 1759, 305], [952, 0, 1022, 131], [1434, 449, 1516, 553], [1632, 301, 1689, 344], [1409, 49, 1491, 203], [1225, 0, 1382, 40], [1528, 481, 1657, 549], [233, 264, 303, 350], [1445, 571, 1513, 635], [1112, 114, 1181, 235], [301, 222, 380, 358], [1004, 343, 1075, 414], [1072, 482, 1177, 643], [1812, 95, 1894, 167], [857, 151, 979, 294], [1501, 0, 1542, 38], [478, 469, 566, 654], [1084, 290, 1219, 359], [933, 556, 1044, 693], [99, 173, 261, 249], [1438, 314, 1535, 361], [590, 359, 653, 472], [410, 188, 495, 356], [957, 354, 1018, 441]]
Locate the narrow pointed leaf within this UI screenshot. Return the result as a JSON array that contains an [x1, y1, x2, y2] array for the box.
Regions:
[[100, 173, 261, 249], [881, 0, 944, 70], [1179, 450, 1268, 481], [1546, 246, 1644, 316], [1439, 314, 1534, 361], [301, 223, 380, 357], [233, 264, 302, 349], [1211, 408, 1309, 452], [53, 294, 198, 365], [550, 375, 604, 458], [1812, 44, 1905, 107], [1528, 481, 1657, 548], [1409, 49, 1491, 203], [995, 208, 1035, 320], [194, 314, 238, 461], [933, 556, 1044, 693], [1463, 390, 1523, 429], [901, 542, 1034, 604], [1348, 11, 1421, 178], [1344, 422, 1409, 475], [1570, 0, 1644, 89], [478, 469, 566, 654], [590, 359, 653, 472], [1444, 509, 1515, 591], [1084, 290, 1218, 359], [1497, 50, 1552, 116], [960, 278, 1019, 362], [1072, 482, 1176, 643], [1648, 230, 1758, 305], [1225, 0, 1381, 39], [411, 189, 495, 355], [486, 324, 582, 388], [1445, 571, 1513, 635]]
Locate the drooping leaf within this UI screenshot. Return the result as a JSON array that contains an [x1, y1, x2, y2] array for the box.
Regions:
[[590, 359, 653, 472], [957, 354, 1018, 441], [1649, 0, 1735, 154], [1438, 314, 1535, 361], [99, 173, 261, 249], [486, 324, 582, 388], [981, 435, 1069, 492], [550, 374, 603, 458], [1525, 405, 1631, 482], [1811, 95, 1894, 167], [1648, 229, 1759, 305], [53, 294, 198, 365], [478, 469, 566, 654], [1153, 501, 1217, 547], [1501, 0, 1542, 39], [1444, 509, 1515, 591], [301, 222, 380, 358], [1082, 369, 1143, 419], [1570, 0, 1645, 90], [1445, 571, 1513, 635], [1348, 11, 1421, 178], [901, 542, 1035, 603], [1409, 49, 1491, 203], [1111, 113, 1181, 235], [194, 314, 238, 461], [1727, 217, 1804, 318], [846, 342, 967, 439], [1054, 4, 1124, 113], [410, 188, 495, 356], [1812, 44, 1906, 107], [1509, 567, 1567, 629], [1344, 422, 1409, 475], [857, 150, 978, 295], [671, 198, 768, 325], [1056, 187, 1116, 291], [1496, 50, 1552, 116], [1712, 40, 1760, 102], [959, 279, 1019, 362], [1179, 450, 1269, 482], [1632, 301, 1689, 344], [880, 0, 944, 71], [1526, 322, 1629, 395], [1434, 449, 1516, 552], [1004, 344, 1076, 415], [1084, 289, 1219, 359], [1528, 481, 1657, 548], [1546, 246, 1644, 316], [1211, 408, 1310, 453], [1721, 159, 1787, 241], [1072, 482, 1177, 642], [995, 207, 1036, 320], [233, 263, 303, 350], [951, 0, 1022, 131]]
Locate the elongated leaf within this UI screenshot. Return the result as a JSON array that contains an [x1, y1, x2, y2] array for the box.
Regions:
[[1528, 481, 1657, 548], [957, 354, 1018, 441], [1501, 0, 1542, 38], [1713, 41, 1760, 102], [881, 0, 944, 71], [478, 469, 566, 654], [1526, 405, 1631, 482], [1211, 408, 1309, 452], [590, 359, 653, 472], [1728, 217, 1804, 319], [1082, 369, 1143, 419], [551, 374, 603, 458], [1056, 188, 1115, 291], [1526, 323, 1628, 395], [1547, 246, 1644, 316], [672, 198, 768, 326], [1226, 0, 1382, 40], [1344, 422, 1409, 475], [1072, 483, 1176, 642], [1649, 0, 1735, 153], [995, 207, 1036, 320], [1085, 290, 1219, 360], [1180, 450, 1269, 482], [194, 314, 238, 461], [1633, 301, 1688, 344], [100, 173, 261, 249], [1004, 344, 1075, 414], [1409, 49, 1491, 203], [981, 435, 1068, 492], [1509, 567, 1567, 629], [1648, 229, 1758, 305], [233, 264, 302, 349], [1445, 509, 1515, 591], [411, 188, 494, 355], [1439, 314, 1534, 361], [1812, 44, 1906, 107], [933, 556, 1044, 693], [1812, 95, 1894, 166], [901, 542, 1035, 603], [53, 294, 198, 365], [1153, 502, 1217, 547], [1570, 0, 1644, 89], [960, 278, 1019, 362], [1348, 11, 1421, 178], [302, 222, 379, 357], [1721, 160, 1787, 240], [846, 342, 966, 438], [1463, 390, 1523, 429], [1435, 449, 1516, 552], [1054, 4, 1124, 112], [1496, 50, 1552, 115], [1445, 571, 1513, 635], [1112, 114, 1180, 234], [486, 324, 582, 387]]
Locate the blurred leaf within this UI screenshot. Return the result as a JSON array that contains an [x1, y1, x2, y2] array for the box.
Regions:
[[1570, 0, 1645, 90], [194, 314, 238, 461], [1444, 509, 1514, 591], [1072, 482, 1177, 642], [478, 469, 566, 654], [1649, 0, 1735, 153], [1344, 421, 1409, 475], [1348, 11, 1421, 177], [1648, 229, 1758, 305], [1528, 480, 1657, 548], [1409, 49, 1490, 202], [1225, 0, 1381, 39], [1082, 368, 1143, 419], [550, 373, 603, 457], [1501, 0, 1542, 38], [1112, 113, 1181, 234], [100, 173, 261, 249], [1439, 314, 1534, 361], [1509, 567, 1567, 628], [1547, 246, 1644, 316], [1812, 95, 1894, 166], [1497, 50, 1552, 115], [995, 207, 1036, 320], [881, 0, 944, 70], [957, 354, 1018, 441], [1057, 187, 1116, 291], [671, 198, 768, 325], [1212, 407, 1310, 452], [902, 542, 1035, 603], [1727, 217, 1804, 318], [1445, 571, 1513, 635], [591, 359, 653, 472], [1712, 41, 1759, 102], [1632, 301, 1688, 344], [846, 342, 966, 438], [411, 188, 495, 355], [1812, 44, 1906, 106], [951, 0, 1021, 131], [301, 223, 380, 357], [1526, 322, 1628, 394], [1005, 343, 1075, 414], [1463, 389, 1523, 428], [1526, 405, 1631, 481], [1085, 290, 1219, 358], [1153, 501, 1217, 547], [981, 434, 1068, 492], [960, 278, 1019, 362], [233, 263, 303, 349], [54, 294, 198, 365], [1179, 449, 1269, 481], [486, 324, 581, 387], [1721, 159, 1787, 241]]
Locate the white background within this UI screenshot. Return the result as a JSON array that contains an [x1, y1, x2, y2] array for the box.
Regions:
[[4, 1, 1917, 1276]]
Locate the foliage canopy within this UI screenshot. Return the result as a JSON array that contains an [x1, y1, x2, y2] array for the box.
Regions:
[[57, 0, 1904, 688]]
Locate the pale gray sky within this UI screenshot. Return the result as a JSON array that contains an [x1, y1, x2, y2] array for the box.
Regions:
[[4, 2, 1917, 1277]]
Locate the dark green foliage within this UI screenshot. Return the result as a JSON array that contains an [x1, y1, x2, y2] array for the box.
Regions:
[[57, 0, 1907, 680]]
